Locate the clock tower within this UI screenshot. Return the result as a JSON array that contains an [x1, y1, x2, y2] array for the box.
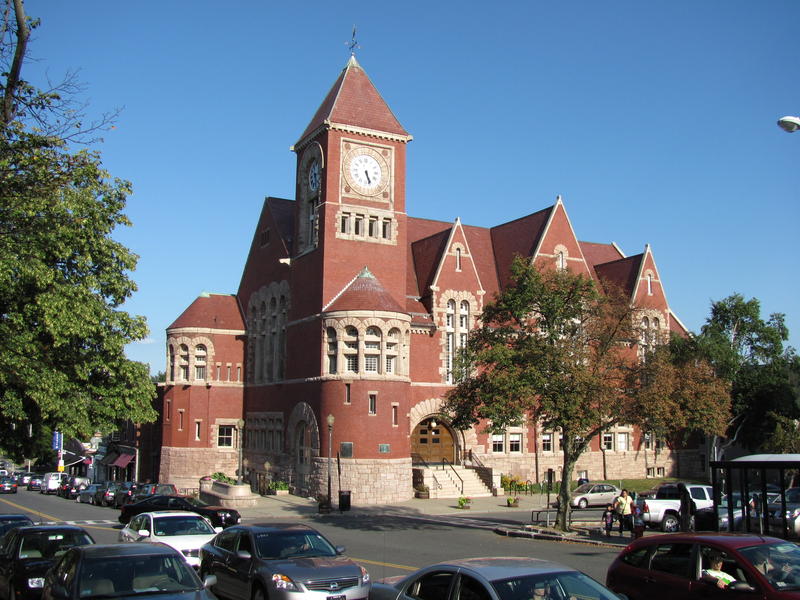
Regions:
[[291, 55, 412, 318]]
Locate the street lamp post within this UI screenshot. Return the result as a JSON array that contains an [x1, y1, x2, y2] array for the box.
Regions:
[[236, 419, 245, 485], [326, 414, 335, 509], [777, 115, 800, 133]]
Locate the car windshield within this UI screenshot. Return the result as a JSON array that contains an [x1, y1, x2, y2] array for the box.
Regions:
[[254, 531, 338, 559], [78, 554, 201, 597], [18, 531, 93, 559], [573, 484, 592, 494], [493, 571, 620, 600], [0, 519, 33, 535], [152, 516, 214, 537], [739, 542, 800, 591]]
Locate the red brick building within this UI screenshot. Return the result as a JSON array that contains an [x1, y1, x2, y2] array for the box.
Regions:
[[158, 56, 698, 501]]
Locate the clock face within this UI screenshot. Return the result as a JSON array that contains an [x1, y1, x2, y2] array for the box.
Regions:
[[308, 160, 321, 192], [349, 154, 382, 190], [343, 146, 389, 196]]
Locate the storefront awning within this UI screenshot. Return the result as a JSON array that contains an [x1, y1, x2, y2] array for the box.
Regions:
[[100, 452, 119, 465], [112, 453, 134, 468]]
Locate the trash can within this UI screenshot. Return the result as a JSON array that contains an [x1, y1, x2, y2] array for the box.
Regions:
[[338, 490, 351, 512]]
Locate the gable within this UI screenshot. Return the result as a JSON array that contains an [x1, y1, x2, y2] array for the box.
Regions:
[[490, 206, 552, 290]]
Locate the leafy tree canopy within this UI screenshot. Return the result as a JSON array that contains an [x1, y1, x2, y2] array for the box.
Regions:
[[444, 257, 730, 530], [0, 0, 156, 461]]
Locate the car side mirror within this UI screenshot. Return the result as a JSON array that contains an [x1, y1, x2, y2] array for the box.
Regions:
[[137, 529, 150, 538], [236, 550, 251, 560], [214, 527, 223, 533], [335, 546, 346, 555], [203, 574, 217, 588]]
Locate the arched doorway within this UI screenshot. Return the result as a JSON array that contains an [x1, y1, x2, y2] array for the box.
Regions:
[[295, 421, 312, 489], [411, 417, 456, 464]]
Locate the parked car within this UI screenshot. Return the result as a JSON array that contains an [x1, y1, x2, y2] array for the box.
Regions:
[[0, 476, 19, 494], [40, 473, 65, 495], [18, 473, 35, 486], [766, 488, 800, 538], [118, 511, 221, 569], [371, 556, 623, 600], [131, 483, 179, 503], [58, 477, 91, 499], [93, 482, 120, 506], [41, 542, 216, 600], [694, 492, 782, 532], [26, 476, 43, 491], [606, 532, 800, 600], [76, 484, 101, 504], [0, 525, 94, 600], [120, 495, 240, 529], [199, 523, 371, 600], [112, 482, 140, 508], [0, 514, 34, 538], [553, 483, 621, 509], [638, 483, 714, 532]]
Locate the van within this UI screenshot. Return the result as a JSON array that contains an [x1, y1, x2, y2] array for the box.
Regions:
[[42, 472, 64, 494]]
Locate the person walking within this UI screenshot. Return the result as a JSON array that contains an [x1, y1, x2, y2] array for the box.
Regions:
[[614, 489, 634, 537]]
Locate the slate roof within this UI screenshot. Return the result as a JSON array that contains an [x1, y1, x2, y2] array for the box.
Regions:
[[168, 293, 244, 330], [593, 254, 644, 298], [490, 207, 553, 291], [266, 197, 295, 251], [297, 55, 408, 145]]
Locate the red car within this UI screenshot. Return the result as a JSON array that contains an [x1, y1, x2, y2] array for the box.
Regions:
[[606, 532, 800, 600]]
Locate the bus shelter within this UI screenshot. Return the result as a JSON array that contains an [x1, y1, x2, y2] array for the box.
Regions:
[[709, 454, 800, 539]]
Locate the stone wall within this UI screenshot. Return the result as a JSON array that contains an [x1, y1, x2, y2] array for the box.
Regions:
[[159, 446, 239, 490], [306, 456, 413, 505]]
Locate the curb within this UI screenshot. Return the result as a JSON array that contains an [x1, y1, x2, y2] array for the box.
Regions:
[[494, 525, 631, 549]]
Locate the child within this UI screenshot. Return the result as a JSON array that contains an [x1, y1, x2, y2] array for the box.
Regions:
[[601, 503, 615, 537]]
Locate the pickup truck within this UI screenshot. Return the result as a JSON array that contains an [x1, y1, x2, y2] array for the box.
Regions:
[[638, 483, 714, 532]]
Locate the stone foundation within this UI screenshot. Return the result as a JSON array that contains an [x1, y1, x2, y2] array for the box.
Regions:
[[159, 446, 239, 490]]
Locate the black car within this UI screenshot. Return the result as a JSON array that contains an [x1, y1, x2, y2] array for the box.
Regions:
[[119, 495, 240, 528], [58, 477, 90, 500], [0, 514, 34, 538], [0, 476, 18, 494], [92, 482, 119, 507], [198, 523, 370, 600], [111, 482, 140, 508], [131, 483, 179, 503], [0, 525, 94, 600], [41, 543, 216, 600]]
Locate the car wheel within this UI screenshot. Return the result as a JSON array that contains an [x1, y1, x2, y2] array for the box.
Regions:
[[252, 584, 266, 600], [578, 498, 588, 509], [662, 513, 679, 533]]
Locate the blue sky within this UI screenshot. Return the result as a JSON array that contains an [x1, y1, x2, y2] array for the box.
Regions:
[[27, 1, 799, 374]]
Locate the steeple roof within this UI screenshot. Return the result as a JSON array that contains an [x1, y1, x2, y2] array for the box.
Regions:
[[325, 266, 407, 314], [296, 55, 409, 145]]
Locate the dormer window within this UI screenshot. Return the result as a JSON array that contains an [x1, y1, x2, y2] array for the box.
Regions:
[[647, 273, 653, 295], [456, 247, 462, 271]]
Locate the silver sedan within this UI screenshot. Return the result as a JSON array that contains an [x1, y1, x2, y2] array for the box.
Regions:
[[370, 557, 625, 600]]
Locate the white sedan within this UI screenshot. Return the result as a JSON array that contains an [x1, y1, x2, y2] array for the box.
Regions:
[[118, 510, 221, 568]]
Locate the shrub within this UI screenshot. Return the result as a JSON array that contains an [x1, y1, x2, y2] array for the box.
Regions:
[[211, 472, 236, 484]]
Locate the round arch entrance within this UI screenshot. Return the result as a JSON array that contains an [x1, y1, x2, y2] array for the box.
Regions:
[[411, 417, 457, 464]]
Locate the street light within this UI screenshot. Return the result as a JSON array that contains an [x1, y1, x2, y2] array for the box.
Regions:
[[326, 414, 335, 510], [777, 115, 800, 133], [236, 419, 245, 485]]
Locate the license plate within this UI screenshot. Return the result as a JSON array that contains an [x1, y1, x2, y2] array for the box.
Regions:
[[327, 595, 346, 600]]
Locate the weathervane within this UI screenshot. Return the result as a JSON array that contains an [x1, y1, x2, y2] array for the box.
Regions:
[[346, 25, 360, 55]]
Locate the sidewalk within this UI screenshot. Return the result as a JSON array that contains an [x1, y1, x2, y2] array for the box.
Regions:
[[236, 493, 648, 548]]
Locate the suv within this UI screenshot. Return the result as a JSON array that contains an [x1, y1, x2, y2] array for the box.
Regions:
[[132, 483, 178, 503], [111, 481, 139, 507]]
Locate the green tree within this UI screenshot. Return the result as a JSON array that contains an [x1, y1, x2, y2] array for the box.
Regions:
[[0, 0, 156, 461], [675, 294, 798, 457], [444, 257, 730, 530]]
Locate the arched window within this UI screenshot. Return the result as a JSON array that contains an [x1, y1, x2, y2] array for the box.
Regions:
[[168, 345, 175, 382], [386, 328, 400, 374], [277, 296, 287, 379], [446, 301, 456, 383], [179, 345, 189, 381], [640, 317, 649, 345], [326, 328, 337, 374], [194, 345, 207, 380], [344, 326, 359, 373], [455, 247, 462, 271], [556, 251, 566, 271], [365, 327, 382, 373], [647, 273, 653, 295]]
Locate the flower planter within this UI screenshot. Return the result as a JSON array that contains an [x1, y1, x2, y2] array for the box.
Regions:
[[415, 490, 430, 499]]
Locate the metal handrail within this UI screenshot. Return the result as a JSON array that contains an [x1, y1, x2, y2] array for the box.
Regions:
[[441, 457, 464, 496], [411, 453, 442, 489]]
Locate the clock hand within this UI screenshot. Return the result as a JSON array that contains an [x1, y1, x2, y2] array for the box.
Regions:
[[364, 170, 371, 184]]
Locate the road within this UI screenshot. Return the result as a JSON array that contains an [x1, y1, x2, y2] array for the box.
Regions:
[[0, 489, 620, 583]]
